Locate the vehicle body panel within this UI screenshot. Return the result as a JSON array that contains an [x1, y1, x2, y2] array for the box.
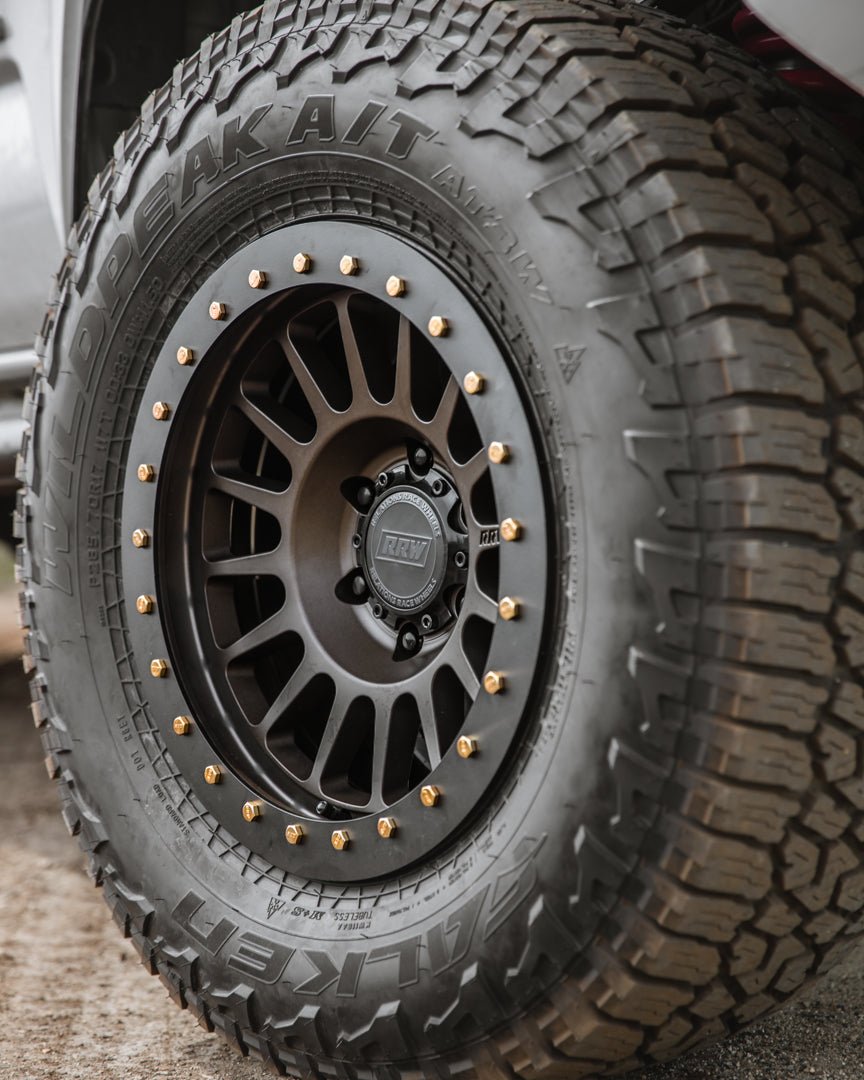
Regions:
[[748, 0, 864, 96]]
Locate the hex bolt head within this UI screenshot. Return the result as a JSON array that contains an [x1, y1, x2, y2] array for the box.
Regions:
[[152, 401, 171, 421], [498, 596, 521, 621], [483, 670, 505, 695], [150, 658, 169, 679], [463, 371, 485, 395], [331, 829, 350, 850], [500, 517, 523, 542], [209, 300, 227, 320], [420, 614, 434, 631], [293, 252, 312, 274], [457, 735, 478, 759], [488, 441, 510, 465], [453, 550, 467, 569], [135, 594, 154, 615], [339, 255, 360, 276], [386, 275, 406, 297], [131, 528, 150, 548], [204, 764, 222, 785], [137, 463, 155, 483], [377, 816, 397, 838], [428, 315, 449, 338], [248, 269, 267, 289], [285, 823, 304, 845], [172, 715, 191, 736], [242, 800, 262, 822], [420, 784, 440, 807], [176, 346, 195, 366], [377, 471, 389, 489]]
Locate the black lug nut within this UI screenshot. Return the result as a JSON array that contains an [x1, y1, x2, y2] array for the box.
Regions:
[[316, 800, 332, 817], [402, 630, 419, 653], [351, 573, 368, 598], [412, 446, 430, 471], [356, 485, 374, 508]]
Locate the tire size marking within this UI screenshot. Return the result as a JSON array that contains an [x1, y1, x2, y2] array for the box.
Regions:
[[152, 782, 192, 839]]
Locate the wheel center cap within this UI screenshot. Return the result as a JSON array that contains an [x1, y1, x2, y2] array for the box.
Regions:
[[364, 488, 447, 615]]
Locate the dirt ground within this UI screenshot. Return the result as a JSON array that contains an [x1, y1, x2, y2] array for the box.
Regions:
[[3, 581, 864, 1080]]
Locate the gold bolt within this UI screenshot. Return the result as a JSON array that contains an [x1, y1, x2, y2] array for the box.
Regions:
[[176, 346, 194, 366], [377, 816, 397, 838], [457, 735, 478, 759], [204, 764, 222, 785], [152, 401, 170, 421], [131, 528, 150, 548], [137, 463, 155, 483], [150, 658, 169, 679], [488, 441, 510, 464], [293, 252, 312, 274], [242, 800, 262, 822], [483, 670, 505, 695], [209, 300, 226, 320], [428, 315, 449, 338], [386, 275, 406, 298], [285, 823, 304, 845], [172, 715, 191, 736], [135, 594, 154, 615], [339, 255, 360, 276], [463, 371, 485, 395], [500, 517, 522, 542], [248, 269, 267, 289], [498, 596, 520, 621], [420, 785, 440, 807], [331, 829, 350, 850]]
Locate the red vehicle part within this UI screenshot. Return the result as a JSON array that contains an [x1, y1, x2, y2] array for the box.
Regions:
[[733, 4, 863, 137]]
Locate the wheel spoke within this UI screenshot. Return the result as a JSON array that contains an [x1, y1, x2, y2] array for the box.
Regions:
[[258, 659, 316, 736], [462, 577, 499, 622], [210, 471, 288, 517], [453, 448, 488, 498], [444, 642, 480, 699], [429, 376, 461, 438], [220, 606, 289, 664], [335, 296, 371, 405], [391, 315, 414, 413], [308, 689, 353, 787], [417, 695, 444, 770], [278, 332, 335, 420], [236, 393, 309, 463], [204, 549, 283, 578]]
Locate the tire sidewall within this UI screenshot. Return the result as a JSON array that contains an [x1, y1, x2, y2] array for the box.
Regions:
[[29, 43, 666, 1052]]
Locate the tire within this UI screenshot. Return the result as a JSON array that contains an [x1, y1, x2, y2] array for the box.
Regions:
[[18, 1, 864, 1075]]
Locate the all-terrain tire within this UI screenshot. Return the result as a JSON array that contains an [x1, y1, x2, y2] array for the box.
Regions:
[[17, 1, 864, 1076]]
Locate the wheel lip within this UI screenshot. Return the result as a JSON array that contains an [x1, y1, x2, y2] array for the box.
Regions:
[[121, 219, 552, 884]]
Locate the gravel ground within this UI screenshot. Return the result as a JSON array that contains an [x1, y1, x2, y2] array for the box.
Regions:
[[2, 581, 864, 1079]]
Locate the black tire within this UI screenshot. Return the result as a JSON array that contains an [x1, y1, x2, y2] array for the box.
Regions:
[[19, 1, 864, 1075]]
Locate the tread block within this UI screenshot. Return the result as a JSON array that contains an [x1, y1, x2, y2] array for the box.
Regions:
[[702, 473, 841, 540], [694, 406, 828, 475], [704, 538, 836, 614], [698, 604, 834, 676], [653, 246, 792, 326], [675, 317, 824, 406], [684, 713, 812, 791]]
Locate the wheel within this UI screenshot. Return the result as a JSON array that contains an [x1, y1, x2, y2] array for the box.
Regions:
[[19, 0, 864, 1075]]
